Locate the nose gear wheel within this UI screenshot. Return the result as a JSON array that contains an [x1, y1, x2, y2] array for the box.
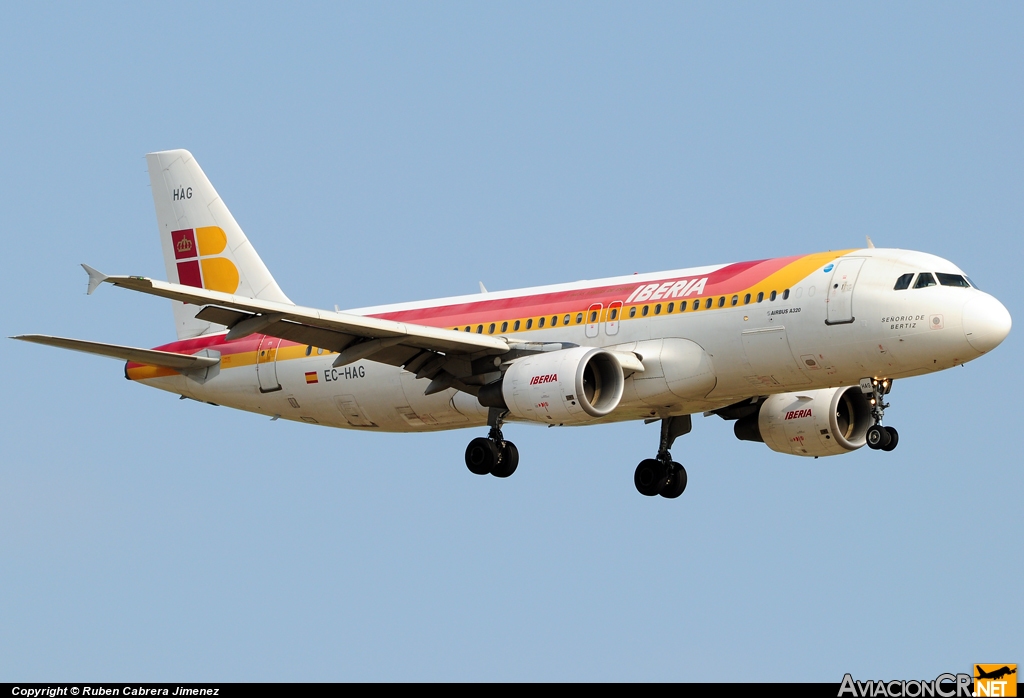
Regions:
[[862, 378, 899, 451]]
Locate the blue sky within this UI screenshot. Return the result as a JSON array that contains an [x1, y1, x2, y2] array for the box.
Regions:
[[1, 2, 1021, 681]]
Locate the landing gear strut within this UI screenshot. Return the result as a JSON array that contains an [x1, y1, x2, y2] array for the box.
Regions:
[[862, 378, 899, 451], [465, 408, 519, 478], [634, 415, 690, 498]]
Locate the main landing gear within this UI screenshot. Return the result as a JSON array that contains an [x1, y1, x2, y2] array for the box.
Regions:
[[861, 378, 899, 452], [634, 415, 691, 499], [465, 408, 519, 478]]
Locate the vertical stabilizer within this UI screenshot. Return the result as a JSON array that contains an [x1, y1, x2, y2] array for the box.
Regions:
[[146, 149, 292, 339]]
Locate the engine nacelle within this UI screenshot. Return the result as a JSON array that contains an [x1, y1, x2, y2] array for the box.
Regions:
[[482, 347, 625, 424], [734, 386, 873, 457]]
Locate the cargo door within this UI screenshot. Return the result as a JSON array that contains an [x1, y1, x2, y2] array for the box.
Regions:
[[335, 394, 377, 427], [825, 258, 865, 325], [741, 327, 811, 387]]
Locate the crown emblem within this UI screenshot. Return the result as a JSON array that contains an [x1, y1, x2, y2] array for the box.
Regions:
[[176, 237, 193, 253]]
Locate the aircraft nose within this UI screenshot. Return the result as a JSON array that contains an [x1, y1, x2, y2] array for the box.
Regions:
[[963, 293, 1012, 353]]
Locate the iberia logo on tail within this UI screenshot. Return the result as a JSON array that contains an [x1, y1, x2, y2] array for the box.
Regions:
[[171, 227, 239, 294]]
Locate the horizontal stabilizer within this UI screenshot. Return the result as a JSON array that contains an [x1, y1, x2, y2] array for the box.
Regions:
[[81, 264, 108, 295], [11, 334, 219, 371]]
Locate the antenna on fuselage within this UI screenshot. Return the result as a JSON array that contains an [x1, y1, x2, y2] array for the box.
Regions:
[[866, 235, 876, 249]]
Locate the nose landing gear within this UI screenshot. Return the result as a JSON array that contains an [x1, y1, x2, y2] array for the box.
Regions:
[[465, 408, 519, 478], [862, 378, 899, 451], [634, 415, 690, 498]]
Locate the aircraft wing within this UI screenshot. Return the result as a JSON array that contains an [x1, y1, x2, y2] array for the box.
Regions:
[[12, 334, 220, 371], [82, 266, 510, 381]]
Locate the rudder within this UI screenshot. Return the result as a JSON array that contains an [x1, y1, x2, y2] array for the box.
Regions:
[[147, 149, 292, 339]]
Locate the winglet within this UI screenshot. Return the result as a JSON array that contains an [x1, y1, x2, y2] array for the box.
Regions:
[[81, 264, 109, 295], [866, 235, 875, 249]]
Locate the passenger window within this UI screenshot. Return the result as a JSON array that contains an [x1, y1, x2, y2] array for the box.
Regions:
[[526, 319, 533, 329], [305, 345, 312, 356], [563, 315, 571, 325], [551, 315, 558, 326], [937, 273, 970, 288], [680, 301, 687, 311], [717, 297, 725, 308], [590, 311, 598, 322], [476, 325, 483, 334], [667, 302, 674, 313], [513, 320, 521, 331], [538, 317, 545, 328], [782, 289, 790, 300], [576, 313, 583, 324], [317, 348, 324, 355], [501, 321, 508, 332], [731, 295, 738, 306], [654, 304, 662, 315], [744, 293, 751, 305], [629, 307, 636, 318], [757, 292, 764, 303], [769, 290, 777, 301], [893, 273, 914, 290], [705, 298, 712, 309], [914, 273, 937, 289], [610, 309, 618, 320], [642, 305, 649, 316], [488, 323, 495, 334], [464, 326, 471, 332]]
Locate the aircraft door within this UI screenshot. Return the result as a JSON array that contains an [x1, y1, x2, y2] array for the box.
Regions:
[[256, 335, 282, 393], [825, 258, 865, 325], [741, 327, 811, 386], [605, 301, 622, 336], [585, 303, 603, 339]]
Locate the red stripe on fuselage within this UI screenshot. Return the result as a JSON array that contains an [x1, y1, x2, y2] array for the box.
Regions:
[[135, 254, 807, 358], [370, 259, 771, 328], [125, 332, 270, 369]]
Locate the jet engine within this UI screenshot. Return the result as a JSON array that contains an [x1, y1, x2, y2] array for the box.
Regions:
[[733, 386, 874, 457], [478, 347, 625, 424]]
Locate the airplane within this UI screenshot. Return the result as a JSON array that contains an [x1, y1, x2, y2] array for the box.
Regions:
[[975, 666, 1016, 681], [13, 150, 1012, 499]]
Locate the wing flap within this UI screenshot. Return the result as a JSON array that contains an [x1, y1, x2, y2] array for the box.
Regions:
[[12, 335, 220, 371]]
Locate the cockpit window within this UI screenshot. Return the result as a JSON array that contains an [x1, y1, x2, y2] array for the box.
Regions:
[[893, 273, 914, 290], [913, 273, 937, 289], [966, 277, 980, 290], [936, 273, 970, 288]]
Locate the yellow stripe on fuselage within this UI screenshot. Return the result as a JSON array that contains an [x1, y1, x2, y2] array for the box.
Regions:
[[129, 251, 851, 382]]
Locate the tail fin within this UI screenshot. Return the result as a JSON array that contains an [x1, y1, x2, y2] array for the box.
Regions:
[[146, 149, 292, 339]]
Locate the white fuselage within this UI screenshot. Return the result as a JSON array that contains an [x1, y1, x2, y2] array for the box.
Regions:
[[136, 248, 1007, 432]]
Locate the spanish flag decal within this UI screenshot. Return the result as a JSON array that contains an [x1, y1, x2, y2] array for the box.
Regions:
[[305, 371, 318, 385]]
